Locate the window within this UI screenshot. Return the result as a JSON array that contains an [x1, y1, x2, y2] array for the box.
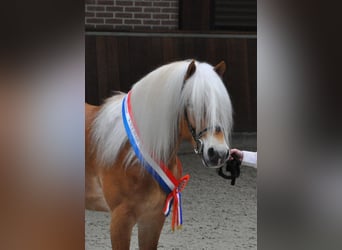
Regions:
[[211, 0, 257, 32]]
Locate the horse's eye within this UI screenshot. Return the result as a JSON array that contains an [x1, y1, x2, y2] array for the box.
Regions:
[[215, 126, 222, 133]]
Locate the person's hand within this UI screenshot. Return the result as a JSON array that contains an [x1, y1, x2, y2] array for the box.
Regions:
[[229, 148, 243, 161]]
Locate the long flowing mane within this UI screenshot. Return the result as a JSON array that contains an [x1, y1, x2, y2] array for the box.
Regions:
[[91, 60, 233, 167]]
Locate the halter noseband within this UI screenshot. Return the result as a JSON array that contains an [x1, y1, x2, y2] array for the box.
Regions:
[[184, 110, 222, 156]]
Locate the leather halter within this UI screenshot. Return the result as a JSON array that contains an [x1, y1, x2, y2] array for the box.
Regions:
[[183, 109, 222, 156], [184, 110, 204, 155]]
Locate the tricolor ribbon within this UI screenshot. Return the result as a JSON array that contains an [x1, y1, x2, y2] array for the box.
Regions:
[[122, 91, 190, 231]]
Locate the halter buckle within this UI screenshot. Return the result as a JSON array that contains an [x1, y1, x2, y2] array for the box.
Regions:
[[194, 138, 203, 155]]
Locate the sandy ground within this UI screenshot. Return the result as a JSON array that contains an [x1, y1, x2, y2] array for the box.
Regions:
[[85, 145, 257, 250]]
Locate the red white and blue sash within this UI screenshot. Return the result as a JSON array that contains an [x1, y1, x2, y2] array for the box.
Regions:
[[122, 91, 190, 231]]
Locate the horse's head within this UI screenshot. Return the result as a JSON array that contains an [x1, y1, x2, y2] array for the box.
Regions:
[[181, 60, 232, 168]]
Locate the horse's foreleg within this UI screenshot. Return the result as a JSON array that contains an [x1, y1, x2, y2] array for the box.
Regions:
[[137, 211, 165, 250], [110, 205, 136, 250]]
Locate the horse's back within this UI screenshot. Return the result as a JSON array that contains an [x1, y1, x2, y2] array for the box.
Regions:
[[85, 102, 99, 124], [85, 102, 110, 211], [85, 102, 99, 161]]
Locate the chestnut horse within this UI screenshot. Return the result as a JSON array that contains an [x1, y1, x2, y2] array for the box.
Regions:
[[85, 60, 233, 250]]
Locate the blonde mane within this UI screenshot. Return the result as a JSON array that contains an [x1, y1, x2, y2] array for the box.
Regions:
[[91, 60, 233, 167]]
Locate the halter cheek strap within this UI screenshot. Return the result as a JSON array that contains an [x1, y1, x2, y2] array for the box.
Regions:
[[184, 110, 209, 155]]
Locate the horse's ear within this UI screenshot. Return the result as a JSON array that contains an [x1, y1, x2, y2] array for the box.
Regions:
[[184, 60, 196, 81], [214, 61, 226, 78]]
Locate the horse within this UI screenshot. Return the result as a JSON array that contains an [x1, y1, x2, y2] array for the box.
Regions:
[[85, 59, 233, 250]]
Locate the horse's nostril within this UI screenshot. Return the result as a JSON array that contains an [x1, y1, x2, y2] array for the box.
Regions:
[[207, 147, 229, 165], [208, 147, 215, 157]]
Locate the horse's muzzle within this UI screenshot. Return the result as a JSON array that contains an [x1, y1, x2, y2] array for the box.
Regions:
[[201, 148, 229, 168]]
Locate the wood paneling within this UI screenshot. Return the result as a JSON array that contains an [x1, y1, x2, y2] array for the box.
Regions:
[[85, 34, 256, 132]]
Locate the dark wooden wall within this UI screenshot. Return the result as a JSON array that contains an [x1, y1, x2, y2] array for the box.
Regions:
[[85, 33, 256, 132], [179, 0, 211, 30]]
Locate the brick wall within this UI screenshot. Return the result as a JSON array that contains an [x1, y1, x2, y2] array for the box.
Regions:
[[85, 0, 179, 31]]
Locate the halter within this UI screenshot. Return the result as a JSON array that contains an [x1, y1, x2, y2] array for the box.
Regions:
[[184, 108, 229, 169], [184, 110, 206, 155]]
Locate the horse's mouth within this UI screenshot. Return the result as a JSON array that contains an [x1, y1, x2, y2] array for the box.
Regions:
[[201, 156, 227, 169]]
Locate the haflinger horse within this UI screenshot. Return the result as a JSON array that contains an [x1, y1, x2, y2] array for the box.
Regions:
[[85, 59, 233, 250]]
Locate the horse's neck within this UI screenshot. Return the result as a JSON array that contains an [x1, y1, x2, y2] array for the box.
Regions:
[[166, 138, 183, 179], [165, 114, 194, 178]]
